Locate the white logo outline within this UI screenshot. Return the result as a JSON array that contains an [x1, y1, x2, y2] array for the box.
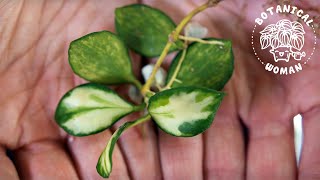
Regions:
[[259, 19, 306, 63]]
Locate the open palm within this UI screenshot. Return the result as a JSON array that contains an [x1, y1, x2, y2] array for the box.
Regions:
[[0, 0, 319, 180]]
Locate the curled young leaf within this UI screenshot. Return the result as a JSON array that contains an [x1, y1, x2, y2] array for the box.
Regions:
[[96, 114, 150, 178], [69, 31, 138, 85], [115, 4, 183, 57], [55, 83, 143, 136], [148, 87, 224, 137], [166, 39, 234, 90], [96, 121, 131, 178]]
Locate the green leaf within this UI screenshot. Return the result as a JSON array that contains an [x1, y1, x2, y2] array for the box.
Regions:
[[148, 87, 224, 137], [55, 83, 143, 136], [69, 31, 137, 85], [96, 121, 131, 178], [115, 4, 183, 57], [166, 39, 234, 90], [96, 114, 150, 178]]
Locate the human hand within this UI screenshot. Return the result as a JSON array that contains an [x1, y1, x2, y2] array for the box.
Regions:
[[143, 0, 319, 179], [0, 0, 319, 180], [0, 1, 161, 179]]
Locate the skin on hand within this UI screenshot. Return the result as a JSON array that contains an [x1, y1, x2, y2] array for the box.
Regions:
[[0, 0, 319, 180]]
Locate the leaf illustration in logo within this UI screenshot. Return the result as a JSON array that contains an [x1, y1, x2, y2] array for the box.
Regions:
[[271, 37, 281, 49], [260, 34, 271, 49], [260, 24, 277, 35], [276, 19, 292, 30], [291, 21, 305, 34], [291, 33, 305, 50], [278, 30, 291, 46]]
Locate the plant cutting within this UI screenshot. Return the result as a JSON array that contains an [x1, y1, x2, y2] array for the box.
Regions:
[[54, 0, 234, 178]]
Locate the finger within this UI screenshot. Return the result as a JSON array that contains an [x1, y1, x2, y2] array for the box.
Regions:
[[68, 130, 130, 180], [13, 139, 79, 179], [299, 107, 320, 179], [0, 147, 19, 180], [203, 84, 245, 180], [246, 119, 296, 180], [158, 131, 203, 179], [112, 112, 162, 180]]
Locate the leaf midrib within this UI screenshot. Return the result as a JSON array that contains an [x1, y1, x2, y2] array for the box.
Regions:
[[66, 106, 133, 116]]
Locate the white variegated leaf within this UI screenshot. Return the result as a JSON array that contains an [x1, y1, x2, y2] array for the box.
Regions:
[[55, 83, 143, 136], [148, 87, 224, 137], [96, 114, 150, 178]]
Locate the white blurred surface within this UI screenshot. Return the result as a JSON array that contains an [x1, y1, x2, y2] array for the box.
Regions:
[[293, 114, 303, 165]]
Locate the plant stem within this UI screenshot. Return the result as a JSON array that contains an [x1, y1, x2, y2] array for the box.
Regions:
[[172, 2, 211, 41], [133, 103, 146, 111], [165, 47, 187, 89], [132, 78, 143, 90], [141, 0, 218, 96], [145, 91, 155, 98], [141, 42, 171, 95], [179, 35, 225, 45], [125, 114, 151, 129]]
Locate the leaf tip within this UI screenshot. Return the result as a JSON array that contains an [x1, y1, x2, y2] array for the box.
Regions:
[[223, 39, 232, 48], [96, 166, 110, 178], [96, 154, 111, 178], [214, 91, 226, 102], [114, 7, 122, 17]]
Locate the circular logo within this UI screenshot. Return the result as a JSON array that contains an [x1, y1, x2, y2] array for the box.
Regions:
[[252, 5, 317, 75]]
